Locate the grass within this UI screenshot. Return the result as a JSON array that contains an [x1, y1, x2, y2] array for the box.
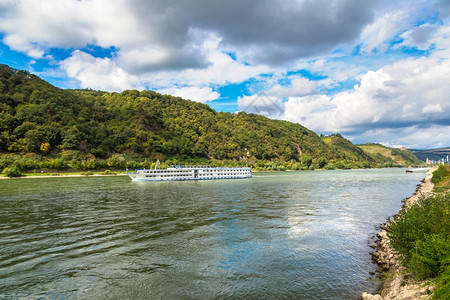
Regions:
[[432, 165, 450, 187]]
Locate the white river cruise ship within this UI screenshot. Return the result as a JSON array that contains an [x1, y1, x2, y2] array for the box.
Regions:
[[127, 165, 252, 181]]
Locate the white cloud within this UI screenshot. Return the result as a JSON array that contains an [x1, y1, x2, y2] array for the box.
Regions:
[[358, 1, 440, 54], [0, 0, 144, 52], [279, 55, 450, 148], [422, 104, 443, 113], [58, 34, 267, 92], [283, 94, 333, 125], [139, 35, 269, 88], [266, 76, 318, 98], [429, 24, 450, 59], [60, 50, 143, 91], [360, 9, 411, 53], [2, 34, 45, 58], [346, 125, 450, 149], [157, 86, 220, 103], [0, 0, 375, 71], [398, 23, 438, 50]]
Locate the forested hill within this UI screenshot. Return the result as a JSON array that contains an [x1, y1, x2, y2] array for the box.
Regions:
[[0, 64, 423, 171]]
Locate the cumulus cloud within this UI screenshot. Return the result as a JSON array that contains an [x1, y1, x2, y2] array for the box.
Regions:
[[0, 0, 375, 70], [358, 0, 447, 54], [429, 24, 450, 58], [60, 50, 143, 91], [58, 34, 268, 92], [280, 55, 450, 148], [346, 125, 450, 149], [118, 45, 209, 74], [0, 0, 143, 55], [56, 34, 268, 94], [266, 76, 318, 98], [398, 24, 438, 50], [138, 36, 269, 89], [157, 86, 220, 103], [282, 56, 450, 134], [360, 8, 412, 53], [422, 104, 443, 114]]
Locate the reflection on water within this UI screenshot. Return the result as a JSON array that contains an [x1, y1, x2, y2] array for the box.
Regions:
[[0, 169, 426, 299]]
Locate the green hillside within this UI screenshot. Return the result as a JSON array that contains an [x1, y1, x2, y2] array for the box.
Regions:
[[321, 134, 375, 168], [0, 64, 422, 172], [358, 143, 424, 166]]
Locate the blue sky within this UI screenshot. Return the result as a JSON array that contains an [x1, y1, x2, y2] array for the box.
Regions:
[[0, 0, 449, 149]]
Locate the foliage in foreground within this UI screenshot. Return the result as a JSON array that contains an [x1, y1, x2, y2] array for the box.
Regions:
[[388, 166, 450, 299], [2, 166, 22, 177]]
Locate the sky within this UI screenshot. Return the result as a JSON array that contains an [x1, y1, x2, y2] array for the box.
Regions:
[[0, 0, 449, 149]]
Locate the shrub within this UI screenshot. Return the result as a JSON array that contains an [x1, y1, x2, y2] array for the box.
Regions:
[[388, 191, 450, 298], [102, 169, 116, 175], [433, 266, 450, 299], [389, 194, 449, 262], [2, 166, 22, 177], [409, 233, 450, 280]]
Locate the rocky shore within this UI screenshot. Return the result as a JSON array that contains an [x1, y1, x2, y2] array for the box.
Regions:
[[361, 172, 435, 300]]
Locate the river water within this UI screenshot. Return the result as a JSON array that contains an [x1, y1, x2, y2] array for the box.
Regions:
[[0, 169, 426, 299]]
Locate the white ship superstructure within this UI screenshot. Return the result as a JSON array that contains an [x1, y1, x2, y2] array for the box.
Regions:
[[127, 165, 252, 181]]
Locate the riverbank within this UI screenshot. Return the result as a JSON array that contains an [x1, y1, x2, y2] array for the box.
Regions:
[[0, 173, 127, 179], [361, 170, 436, 300]]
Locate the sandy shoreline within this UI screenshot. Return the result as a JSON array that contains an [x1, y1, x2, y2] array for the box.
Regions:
[[361, 171, 435, 300], [0, 173, 127, 179]]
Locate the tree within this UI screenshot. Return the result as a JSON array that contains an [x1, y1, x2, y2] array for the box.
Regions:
[[302, 156, 312, 168], [2, 166, 22, 177], [40, 142, 50, 153], [316, 157, 328, 169]]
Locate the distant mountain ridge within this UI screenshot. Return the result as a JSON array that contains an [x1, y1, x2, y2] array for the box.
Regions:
[[411, 148, 450, 162], [0, 64, 423, 171]]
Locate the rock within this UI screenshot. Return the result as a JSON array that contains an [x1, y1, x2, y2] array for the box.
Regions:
[[361, 293, 383, 300], [389, 257, 396, 266], [380, 264, 389, 272]]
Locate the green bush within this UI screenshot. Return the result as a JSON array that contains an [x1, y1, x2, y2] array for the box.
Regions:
[[102, 169, 116, 175], [2, 166, 22, 177], [388, 191, 450, 298], [409, 234, 450, 280], [433, 266, 450, 299]]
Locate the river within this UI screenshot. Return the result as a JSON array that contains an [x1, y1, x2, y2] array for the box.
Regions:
[[0, 169, 427, 299]]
